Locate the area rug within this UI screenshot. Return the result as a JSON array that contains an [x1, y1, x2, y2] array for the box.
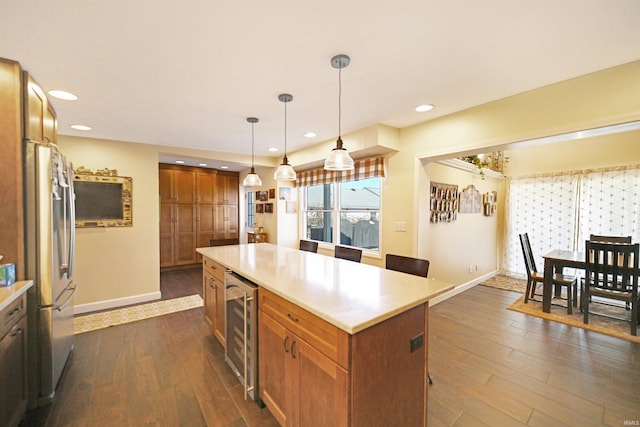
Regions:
[[74, 294, 203, 334], [507, 295, 640, 344], [481, 274, 527, 293]]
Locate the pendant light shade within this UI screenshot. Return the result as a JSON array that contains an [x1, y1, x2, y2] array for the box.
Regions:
[[242, 117, 263, 187], [274, 93, 297, 181], [324, 54, 354, 171]]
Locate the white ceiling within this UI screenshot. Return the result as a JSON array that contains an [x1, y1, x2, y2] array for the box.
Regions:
[[2, 1, 639, 170]]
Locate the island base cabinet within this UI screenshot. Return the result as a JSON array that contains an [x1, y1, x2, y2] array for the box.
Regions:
[[259, 311, 349, 427], [203, 258, 226, 346], [258, 288, 428, 427]]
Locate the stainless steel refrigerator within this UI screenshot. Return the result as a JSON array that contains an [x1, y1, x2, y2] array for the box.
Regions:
[[24, 139, 76, 407]]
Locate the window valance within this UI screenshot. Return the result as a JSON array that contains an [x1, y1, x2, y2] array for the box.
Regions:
[[296, 156, 385, 187]]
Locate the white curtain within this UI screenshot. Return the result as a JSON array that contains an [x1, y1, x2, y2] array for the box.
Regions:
[[503, 174, 578, 276], [504, 166, 640, 277]]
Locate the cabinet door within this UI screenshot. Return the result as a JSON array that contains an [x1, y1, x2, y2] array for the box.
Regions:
[[213, 278, 225, 346], [196, 171, 216, 204], [175, 204, 197, 265], [259, 311, 289, 426], [0, 316, 27, 427], [159, 168, 174, 204], [196, 204, 215, 262], [215, 174, 239, 205], [295, 338, 349, 427], [213, 205, 238, 240], [173, 169, 196, 204], [159, 204, 175, 267], [24, 73, 48, 142], [203, 271, 215, 327]]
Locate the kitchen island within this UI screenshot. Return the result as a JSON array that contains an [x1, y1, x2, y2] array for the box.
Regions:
[[197, 243, 453, 427]]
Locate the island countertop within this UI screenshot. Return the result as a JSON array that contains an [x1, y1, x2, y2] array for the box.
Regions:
[[196, 243, 453, 334]]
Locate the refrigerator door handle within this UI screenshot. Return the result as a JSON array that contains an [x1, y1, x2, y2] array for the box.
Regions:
[[55, 283, 76, 312]]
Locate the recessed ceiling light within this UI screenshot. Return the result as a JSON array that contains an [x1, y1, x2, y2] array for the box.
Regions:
[[268, 147, 278, 152], [220, 165, 229, 169], [175, 160, 185, 164], [415, 104, 434, 112], [48, 90, 78, 101], [198, 163, 207, 167], [304, 132, 317, 138], [70, 124, 91, 131]]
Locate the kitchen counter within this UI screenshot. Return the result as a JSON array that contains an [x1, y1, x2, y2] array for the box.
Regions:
[[196, 243, 453, 334], [0, 281, 33, 311]]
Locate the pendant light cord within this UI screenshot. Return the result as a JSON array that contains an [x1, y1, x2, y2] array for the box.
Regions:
[[338, 66, 342, 138], [251, 122, 255, 167], [284, 101, 288, 155]]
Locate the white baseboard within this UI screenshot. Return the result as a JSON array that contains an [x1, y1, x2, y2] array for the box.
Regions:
[[429, 271, 498, 306], [74, 291, 162, 315]]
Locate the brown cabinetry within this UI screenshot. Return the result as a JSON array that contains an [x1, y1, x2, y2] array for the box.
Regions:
[[160, 165, 239, 269], [259, 288, 428, 427], [202, 258, 226, 345], [259, 289, 349, 427], [0, 293, 28, 427], [159, 166, 198, 268]]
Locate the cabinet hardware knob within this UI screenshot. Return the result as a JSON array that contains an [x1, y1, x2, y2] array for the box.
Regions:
[[8, 307, 20, 316], [284, 335, 290, 353], [291, 340, 297, 359], [287, 313, 299, 323], [11, 328, 23, 337]]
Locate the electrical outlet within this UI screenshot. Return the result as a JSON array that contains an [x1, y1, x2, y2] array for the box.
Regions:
[[394, 221, 407, 232], [410, 332, 424, 352]]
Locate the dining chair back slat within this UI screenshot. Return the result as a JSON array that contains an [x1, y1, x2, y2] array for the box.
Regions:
[[385, 254, 430, 278], [589, 234, 632, 244], [334, 246, 362, 263], [299, 240, 319, 253], [583, 241, 639, 335]]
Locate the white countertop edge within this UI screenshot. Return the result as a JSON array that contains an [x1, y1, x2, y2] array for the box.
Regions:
[[197, 245, 455, 335], [0, 280, 34, 311]]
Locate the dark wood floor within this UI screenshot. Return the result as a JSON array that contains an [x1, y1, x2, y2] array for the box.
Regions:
[[24, 268, 640, 426]]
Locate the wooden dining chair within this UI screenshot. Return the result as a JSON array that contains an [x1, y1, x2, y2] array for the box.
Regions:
[[385, 253, 433, 385], [385, 254, 430, 277], [583, 241, 639, 335], [334, 246, 362, 263], [589, 234, 632, 244], [299, 240, 319, 253], [519, 233, 578, 313]]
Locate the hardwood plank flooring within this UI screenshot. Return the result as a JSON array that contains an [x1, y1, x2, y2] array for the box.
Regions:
[[22, 269, 640, 426]]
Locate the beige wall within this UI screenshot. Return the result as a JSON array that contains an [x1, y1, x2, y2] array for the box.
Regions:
[[59, 136, 161, 311], [60, 60, 640, 310]]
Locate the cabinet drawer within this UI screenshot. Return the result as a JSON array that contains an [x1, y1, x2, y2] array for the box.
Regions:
[[1, 293, 26, 340], [203, 257, 226, 281], [259, 288, 349, 369]]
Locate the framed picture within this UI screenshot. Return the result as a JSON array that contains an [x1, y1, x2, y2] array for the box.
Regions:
[[256, 203, 264, 213], [279, 187, 291, 201], [265, 203, 274, 213], [268, 188, 276, 199], [258, 191, 268, 202]]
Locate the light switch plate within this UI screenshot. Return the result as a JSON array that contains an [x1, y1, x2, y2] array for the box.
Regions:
[[394, 221, 407, 232]]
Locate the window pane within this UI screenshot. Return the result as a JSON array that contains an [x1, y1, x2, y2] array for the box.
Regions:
[[305, 211, 333, 243], [306, 184, 333, 210], [247, 191, 254, 227], [340, 177, 380, 210], [339, 212, 379, 249]]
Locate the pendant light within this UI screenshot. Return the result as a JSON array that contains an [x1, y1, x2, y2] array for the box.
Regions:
[[324, 54, 355, 171], [273, 93, 297, 181], [242, 117, 263, 186]]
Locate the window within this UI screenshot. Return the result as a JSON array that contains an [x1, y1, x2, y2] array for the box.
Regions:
[[303, 177, 381, 252], [503, 166, 640, 276], [247, 191, 254, 228]]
